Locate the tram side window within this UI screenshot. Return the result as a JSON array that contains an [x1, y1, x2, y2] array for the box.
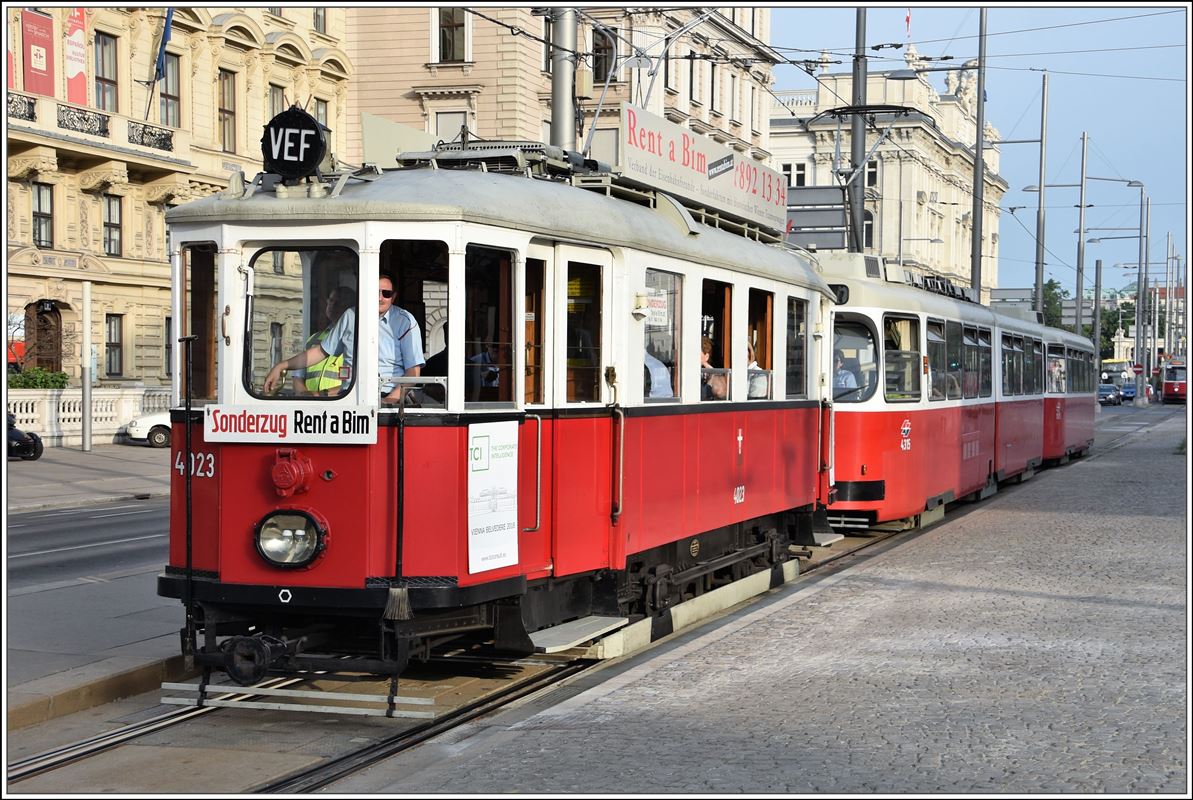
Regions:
[[978, 329, 993, 397], [643, 269, 680, 402], [1047, 344, 1066, 393], [962, 325, 979, 399], [883, 315, 920, 402], [927, 319, 946, 401], [567, 261, 602, 402], [785, 297, 807, 398], [833, 317, 878, 403], [1024, 338, 1041, 395], [525, 258, 545, 405], [1000, 335, 1014, 395], [248, 246, 359, 400], [462, 245, 514, 406], [700, 278, 732, 401], [746, 288, 773, 400], [945, 320, 963, 399], [380, 240, 448, 405], [180, 244, 218, 402]]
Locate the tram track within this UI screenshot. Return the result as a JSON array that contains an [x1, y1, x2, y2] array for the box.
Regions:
[[10, 411, 1174, 791]]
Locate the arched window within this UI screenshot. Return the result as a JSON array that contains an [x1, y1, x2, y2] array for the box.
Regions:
[[863, 210, 874, 250]]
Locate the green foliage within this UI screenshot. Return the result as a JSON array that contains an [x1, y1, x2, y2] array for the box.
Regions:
[[7, 367, 69, 389], [1042, 279, 1069, 329]]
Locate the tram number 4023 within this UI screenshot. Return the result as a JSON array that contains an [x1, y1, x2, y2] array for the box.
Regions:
[[174, 451, 216, 478], [732, 485, 746, 504]]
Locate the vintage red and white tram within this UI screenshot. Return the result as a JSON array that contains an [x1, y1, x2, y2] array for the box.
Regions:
[[157, 115, 837, 685], [817, 252, 1096, 530]]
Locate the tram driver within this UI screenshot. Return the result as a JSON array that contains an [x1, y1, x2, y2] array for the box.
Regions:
[[264, 271, 425, 402]]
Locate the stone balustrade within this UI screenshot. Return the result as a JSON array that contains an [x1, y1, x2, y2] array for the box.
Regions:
[[6, 388, 172, 447]]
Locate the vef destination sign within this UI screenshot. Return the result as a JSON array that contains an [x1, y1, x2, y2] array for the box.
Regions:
[[204, 405, 376, 444], [261, 106, 328, 180], [617, 103, 787, 232]]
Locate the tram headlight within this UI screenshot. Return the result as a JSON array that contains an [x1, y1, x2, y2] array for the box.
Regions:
[[254, 510, 325, 568]]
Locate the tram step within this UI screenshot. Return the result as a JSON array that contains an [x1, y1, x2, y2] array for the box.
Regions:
[[809, 531, 845, 548], [529, 615, 630, 653]]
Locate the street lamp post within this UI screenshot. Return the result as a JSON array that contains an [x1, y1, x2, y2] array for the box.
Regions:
[[1024, 174, 1143, 336]]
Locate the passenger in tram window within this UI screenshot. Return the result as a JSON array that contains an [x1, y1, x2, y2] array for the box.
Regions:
[[834, 349, 858, 391], [746, 340, 769, 399], [264, 271, 425, 402], [644, 347, 673, 399], [292, 285, 357, 396], [701, 336, 727, 400], [466, 342, 501, 400]]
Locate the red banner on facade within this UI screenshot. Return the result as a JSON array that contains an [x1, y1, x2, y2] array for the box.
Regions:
[[65, 8, 87, 105], [21, 10, 56, 97]]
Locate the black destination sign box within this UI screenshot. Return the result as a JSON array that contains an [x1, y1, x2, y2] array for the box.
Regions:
[[261, 107, 328, 179]]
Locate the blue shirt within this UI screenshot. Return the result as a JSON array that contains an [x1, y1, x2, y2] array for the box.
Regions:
[[321, 306, 425, 393]]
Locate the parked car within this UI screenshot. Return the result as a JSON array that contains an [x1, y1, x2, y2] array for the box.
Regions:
[[126, 411, 172, 448], [1097, 384, 1122, 405]]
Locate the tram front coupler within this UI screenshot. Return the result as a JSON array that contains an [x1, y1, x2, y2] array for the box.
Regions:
[[221, 633, 293, 686]]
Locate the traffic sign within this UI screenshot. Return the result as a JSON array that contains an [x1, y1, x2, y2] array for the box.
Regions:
[[1133, 364, 1144, 375]]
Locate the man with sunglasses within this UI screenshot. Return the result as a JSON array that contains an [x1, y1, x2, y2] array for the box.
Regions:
[[264, 272, 424, 401]]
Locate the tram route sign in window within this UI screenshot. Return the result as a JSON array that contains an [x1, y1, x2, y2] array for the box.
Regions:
[[261, 107, 329, 180]]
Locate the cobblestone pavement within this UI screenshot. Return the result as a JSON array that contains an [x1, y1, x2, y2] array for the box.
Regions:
[[333, 416, 1187, 794]]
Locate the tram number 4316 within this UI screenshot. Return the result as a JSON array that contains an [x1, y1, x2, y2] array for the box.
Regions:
[[174, 451, 216, 478]]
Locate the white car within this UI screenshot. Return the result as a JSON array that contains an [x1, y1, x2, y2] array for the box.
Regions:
[[125, 411, 172, 448]]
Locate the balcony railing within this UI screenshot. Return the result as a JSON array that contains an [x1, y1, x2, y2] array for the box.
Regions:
[[7, 92, 36, 121], [57, 103, 110, 137], [128, 120, 175, 152]]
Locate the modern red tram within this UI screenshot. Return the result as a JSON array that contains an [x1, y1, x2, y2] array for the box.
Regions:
[[157, 116, 837, 684], [815, 252, 1096, 530], [1160, 359, 1186, 404]]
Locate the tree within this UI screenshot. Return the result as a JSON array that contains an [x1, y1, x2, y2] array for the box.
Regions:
[[1042, 279, 1069, 329]]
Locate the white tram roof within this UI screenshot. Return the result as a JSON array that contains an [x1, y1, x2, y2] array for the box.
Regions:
[[166, 167, 835, 300], [817, 251, 1093, 350]]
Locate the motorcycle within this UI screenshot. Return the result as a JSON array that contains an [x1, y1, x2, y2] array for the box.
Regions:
[[7, 412, 44, 461]]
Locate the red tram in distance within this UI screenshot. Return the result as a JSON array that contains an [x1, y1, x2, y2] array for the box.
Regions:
[[1160, 359, 1186, 404], [158, 107, 837, 686], [818, 251, 1096, 530]]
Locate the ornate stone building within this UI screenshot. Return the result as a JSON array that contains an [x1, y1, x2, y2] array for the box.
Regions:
[[769, 46, 1008, 300], [5, 8, 352, 385], [343, 8, 781, 169]]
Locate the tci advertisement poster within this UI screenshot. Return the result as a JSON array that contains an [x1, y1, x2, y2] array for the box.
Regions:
[[467, 421, 519, 574]]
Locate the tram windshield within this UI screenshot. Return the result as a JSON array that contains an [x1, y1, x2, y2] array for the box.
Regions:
[[246, 246, 359, 399], [833, 318, 878, 403]]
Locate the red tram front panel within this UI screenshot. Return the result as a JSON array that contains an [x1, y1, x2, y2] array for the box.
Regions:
[[833, 404, 995, 525]]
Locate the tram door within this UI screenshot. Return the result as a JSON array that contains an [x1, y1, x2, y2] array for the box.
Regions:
[[539, 243, 616, 576]]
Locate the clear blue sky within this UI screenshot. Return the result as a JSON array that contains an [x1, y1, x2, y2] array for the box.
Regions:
[[770, 5, 1189, 296]]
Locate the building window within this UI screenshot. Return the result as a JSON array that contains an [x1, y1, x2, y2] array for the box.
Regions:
[[866, 159, 878, 188], [313, 8, 326, 34], [438, 8, 465, 63], [159, 53, 180, 127], [105, 314, 123, 376], [729, 73, 738, 121], [709, 61, 720, 113], [314, 98, 328, 127], [794, 163, 807, 187], [266, 7, 282, 16], [688, 50, 699, 103], [269, 84, 286, 117], [436, 111, 467, 141], [593, 28, 617, 82], [165, 316, 173, 376], [218, 70, 236, 153], [103, 194, 122, 257], [32, 182, 53, 248], [95, 32, 119, 112], [542, 17, 552, 72], [863, 210, 874, 249]]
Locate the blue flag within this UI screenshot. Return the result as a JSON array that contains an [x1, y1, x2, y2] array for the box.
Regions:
[[154, 8, 174, 82]]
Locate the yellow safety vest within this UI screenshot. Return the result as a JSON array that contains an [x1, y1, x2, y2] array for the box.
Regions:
[[303, 329, 344, 393]]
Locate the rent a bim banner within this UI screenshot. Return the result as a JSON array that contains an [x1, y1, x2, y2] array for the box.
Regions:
[[617, 103, 787, 232]]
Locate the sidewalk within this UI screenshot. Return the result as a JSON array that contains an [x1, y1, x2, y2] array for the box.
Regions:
[[6, 443, 172, 513]]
